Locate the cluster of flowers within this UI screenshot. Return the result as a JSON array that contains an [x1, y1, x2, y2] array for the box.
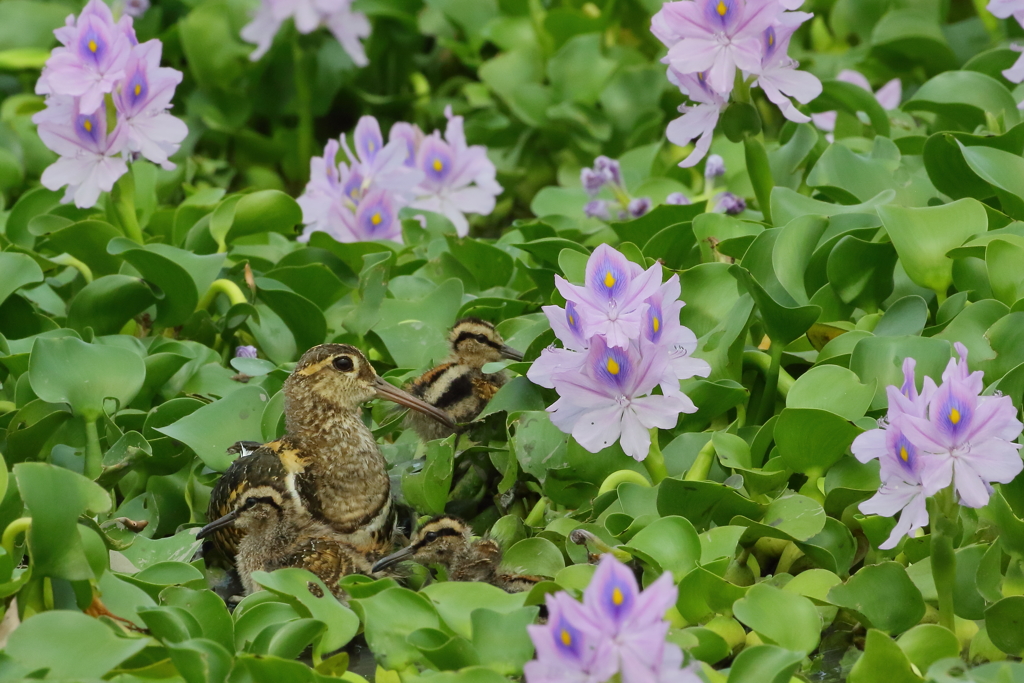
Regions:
[[989, 0, 1024, 85], [853, 344, 1023, 549], [581, 156, 653, 221], [527, 245, 710, 461], [651, 0, 822, 167], [526, 554, 701, 683], [242, 0, 370, 66], [32, 0, 187, 208], [811, 69, 901, 141], [297, 108, 502, 242]]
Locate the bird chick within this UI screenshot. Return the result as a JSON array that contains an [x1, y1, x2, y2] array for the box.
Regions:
[[405, 318, 523, 441], [371, 515, 542, 593], [207, 344, 456, 564], [198, 486, 384, 599]]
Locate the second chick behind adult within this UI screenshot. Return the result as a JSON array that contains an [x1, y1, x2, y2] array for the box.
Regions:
[[404, 318, 523, 441]]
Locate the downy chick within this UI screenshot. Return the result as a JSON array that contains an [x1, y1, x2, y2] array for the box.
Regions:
[[207, 344, 456, 563], [405, 318, 523, 441], [198, 485, 383, 598], [371, 515, 542, 593]]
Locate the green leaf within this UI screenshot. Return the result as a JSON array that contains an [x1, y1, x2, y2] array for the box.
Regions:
[[787, 366, 876, 422], [734, 494, 826, 543], [849, 628, 923, 683], [0, 252, 43, 308], [352, 586, 441, 670], [986, 238, 1024, 306], [66, 275, 158, 336], [726, 644, 804, 683], [808, 79, 891, 137], [155, 385, 270, 472], [162, 586, 236, 653], [620, 516, 701, 580], [6, 611, 148, 678], [731, 265, 820, 345], [29, 336, 146, 419], [906, 71, 1020, 131], [252, 568, 360, 656], [827, 561, 926, 634], [501, 537, 565, 578], [985, 596, 1024, 655], [471, 607, 539, 675], [420, 581, 526, 639], [402, 436, 455, 515], [733, 583, 821, 655], [546, 33, 617, 105], [897, 624, 961, 673], [850, 335, 953, 410]]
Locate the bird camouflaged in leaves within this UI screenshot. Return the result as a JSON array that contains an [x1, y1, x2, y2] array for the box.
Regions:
[[404, 318, 523, 441], [206, 344, 456, 565], [371, 515, 542, 593], [198, 484, 395, 598]]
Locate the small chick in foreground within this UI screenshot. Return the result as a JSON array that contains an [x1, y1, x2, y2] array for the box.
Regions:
[[405, 318, 523, 441], [371, 515, 542, 593], [198, 485, 386, 599]]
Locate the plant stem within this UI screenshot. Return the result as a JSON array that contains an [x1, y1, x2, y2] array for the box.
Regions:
[[197, 279, 249, 310], [49, 254, 94, 283], [929, 489, 958, 633], [2, 518, 32, 555], [84, 416, 103, 480], [524, 497, 548, 527], [742, 350, 796, 398], [684, 438, 716, 482], [0, 401, 15, 415], [598, 469, 651, 496], [755, 341, 785, 425], [744, 136, 774, 225], [293, 36, 313, 184], [643, 428, 668, 484], [111, 171, 144, 244]]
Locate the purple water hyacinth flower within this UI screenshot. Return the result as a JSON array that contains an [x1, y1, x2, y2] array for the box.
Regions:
[[33, 96, 129, 208], [352, 188, 401, 242], [122, 0, 150, 18], [653, 0, 782, 96], [704, 154, 726, 179], [811, 69, 901, 135], [594, 155, 623, 188], [548, 336, 696, 459], [298, 138, 344, 234], [525, 592, 618, 683], [113, 40, 186, 169], [341, 116, 422, 203], [628, 197, 652, 218], [902, 344, 1023, 509], [242, 0, 370, 66], [410, 107, 502, 237], [389, 122, 423, 169], [715, 191, 746, 214], [555, 244, 662, 349], [37, 0, 133, 115], [581, 168, 607, 196], [642, 275, 711, 396], [235, 345, 258, 359], [751, 13, 821, 123], [666, 192, 691, 205], [527, 302, 590, 389], [666, 70, 728, 168], [584, 199, 613, 220]]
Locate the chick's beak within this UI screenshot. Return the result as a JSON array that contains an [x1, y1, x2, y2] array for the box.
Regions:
[[374, 377, 457, 430], [499, 345, 524, 362], [371, 545, 416, 573], [196, 509, 240, 540]]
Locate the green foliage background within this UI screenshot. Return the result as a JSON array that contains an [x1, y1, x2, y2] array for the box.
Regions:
[[2, 0, 1024, 681]]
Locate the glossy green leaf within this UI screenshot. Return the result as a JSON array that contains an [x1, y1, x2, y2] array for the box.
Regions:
[[29, 336, 146, 418], [827, 561, 926, 634], [6, 611, 148, 678], [734, 583, 821, 655], [849, 628, 922, 683]]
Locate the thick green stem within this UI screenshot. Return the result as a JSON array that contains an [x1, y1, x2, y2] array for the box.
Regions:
[[524, 497, 548, 527], [293, 36, 313, 184], [643, 428, 668, 484], [197, 279, 249, 310], [744, 136, 774, 225], [598, 469, 651, 496], [2, 518, 32, 555], [755, 342, 785, 425], [0, 401, 15, 415], [685, 438, 716, 482], [49, 254, 94, 283], [929, 490, 958, 633], [84, 416, 103, 480], [111, 171, 144, 244], [743, 350, 795, 398]]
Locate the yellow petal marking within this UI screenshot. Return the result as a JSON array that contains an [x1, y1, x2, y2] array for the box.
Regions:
[[612, 587, 624, 605], [88, 40, 98, 53], [653, 317, 660, 333], [561, 629, 572, 647], [900, 446, 908, 462], [83, 119, 93, 132], [433, 158, 443, 172], [604, 271, 615, 288], [607, 357, 620, 375], [716, 0, 727, 16], [371, 212, 383, 226], [768, 32, 774, 46], [134, 83, 141, 96], [950, 408, 961, 424]]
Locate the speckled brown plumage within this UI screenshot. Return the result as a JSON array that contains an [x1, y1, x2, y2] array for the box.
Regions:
[[207, 344, 454, 565], [405, 319, 523, 441], [372, 515, 543, 593]]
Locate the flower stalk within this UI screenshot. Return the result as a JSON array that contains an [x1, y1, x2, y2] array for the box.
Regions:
[[929, 488, 958, 633], [684, 437, 716, 482], [754, 340, 785, 424], [2, 517, 32, 555], [643, 428, 668, 484], [743, 136, 774, 225], [110, 170, 144, 244], [197, 279, 249, 311], [84, 415, 103, 480]]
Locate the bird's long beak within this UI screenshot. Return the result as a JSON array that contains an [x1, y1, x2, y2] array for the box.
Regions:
[[196, 509, 240, 540], [500, 345, 524, 362], [373, 377, 457, 430], [371, 545, 417, 573]]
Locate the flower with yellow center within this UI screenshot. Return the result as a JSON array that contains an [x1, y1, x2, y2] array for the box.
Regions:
[[371, 212, 383, 226], [606, 357, 619, 375], [134, 83, 142, 96], [652, 317, 660, 333], [88, 39, 98, 53], [949, 408, 960, 424], [83, 119, 93, 132], [716, 0, 727, 16], [560, 629, 572, 647], [604, 271, 615, 288], [433, 158, 443, 172], [612, 587, 624, 605], [899, 446, 908, 462]]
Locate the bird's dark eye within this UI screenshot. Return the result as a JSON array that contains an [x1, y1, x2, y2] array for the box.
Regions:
[[424, 531, 438, 542], [333, 356, 355, 372], [475, 334, 489, 343], [243, 497, 258, 509]]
